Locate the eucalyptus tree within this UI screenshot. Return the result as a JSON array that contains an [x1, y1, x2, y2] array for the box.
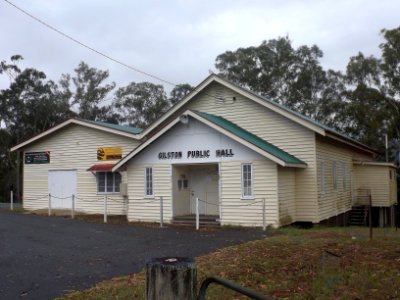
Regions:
[[60, 61, 116, 122], [114, 81, 169, 128]]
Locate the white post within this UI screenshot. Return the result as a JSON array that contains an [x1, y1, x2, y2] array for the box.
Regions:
[[104, 195, 108, 223], [196, 197, 200, 230], [160, 196, 164, 228], [71, 194, 75, 219], [262, 198, 266, 231], [10, 190, 14, 211], [48, 193, 51, 216]]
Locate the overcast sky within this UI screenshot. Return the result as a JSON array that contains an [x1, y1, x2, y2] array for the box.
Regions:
[[1, 0, 399, 95]]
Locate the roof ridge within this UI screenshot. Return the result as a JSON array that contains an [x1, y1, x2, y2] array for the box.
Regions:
[[78, 119, 143, 134]]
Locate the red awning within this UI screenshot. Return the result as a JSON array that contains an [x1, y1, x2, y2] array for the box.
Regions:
[[87, 164, 115, 172]]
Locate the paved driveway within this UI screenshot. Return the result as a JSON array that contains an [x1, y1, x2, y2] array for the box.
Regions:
[[0, 211, 268, 299]]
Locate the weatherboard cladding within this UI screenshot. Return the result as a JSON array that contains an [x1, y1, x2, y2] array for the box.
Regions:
[[277, 167, 296, 226], [219, 160, 279, 227], [22, 124, 139, 214], [353, 164, 397, 207], [194, 111, 306, 166]]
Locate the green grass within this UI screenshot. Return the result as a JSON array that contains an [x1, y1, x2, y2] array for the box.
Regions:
[[58, 226, 400, 299]]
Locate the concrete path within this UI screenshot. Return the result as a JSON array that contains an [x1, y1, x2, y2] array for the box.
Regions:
[[0, 211, 268, 299]]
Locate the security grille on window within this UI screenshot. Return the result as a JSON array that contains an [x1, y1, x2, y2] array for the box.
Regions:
[[242, 163, 253, 198], [97, 172, 121, 193], [145, 167, 153, 196]]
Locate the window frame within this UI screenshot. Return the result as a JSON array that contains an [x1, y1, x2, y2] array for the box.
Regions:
[[320, 161, 325, 194], [96, 171, 121, 194], [241, 163, 254, 199], [145, 167, 154, 198], [342, 161, 347, 190], [332, 161, 338, 190]]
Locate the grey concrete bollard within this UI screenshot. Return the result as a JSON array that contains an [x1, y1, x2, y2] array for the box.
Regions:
[[146, 257, 197, 300]]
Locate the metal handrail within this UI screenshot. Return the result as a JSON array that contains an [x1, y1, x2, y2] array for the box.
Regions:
[[197, 276, 273, 300]]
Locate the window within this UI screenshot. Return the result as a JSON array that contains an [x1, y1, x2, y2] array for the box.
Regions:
[[342, 162, 347, 190], [320, 162, 325, 194], [97, 172, 121, 193], [242, 163, 253, 198], [178, 175, 189, 190], [145, 167, 153, 197], [332, 161, 337, 190]]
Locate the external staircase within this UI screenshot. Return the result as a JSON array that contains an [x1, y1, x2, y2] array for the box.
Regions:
[[348, 206, 369, 226]]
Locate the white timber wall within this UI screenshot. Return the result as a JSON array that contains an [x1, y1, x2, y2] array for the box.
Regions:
[[353, 165, 397, 207], [277, 167, 296, 226], [315, 137, 375, 220], [316, 138, 354, 221], [23, 124, 139, 214], [126, 162, 172, 223], [187, 82, 318, 222], [220, 160, 279, 227]]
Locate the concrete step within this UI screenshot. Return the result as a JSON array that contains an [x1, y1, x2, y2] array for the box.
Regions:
[[172, 215, 220, 227]]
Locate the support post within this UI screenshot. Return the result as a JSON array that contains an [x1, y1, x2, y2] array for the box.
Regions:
[[10, 190, 14, 211], [262, 198, 266, 231], [369, 194, 373, 241], [146, 257, 197, 300], [196, 197, 200, 230], [71, 194, 75, 219], [48, 193, 51, 216], [104, 195, 108, 223], [160, 196, 163, 228]]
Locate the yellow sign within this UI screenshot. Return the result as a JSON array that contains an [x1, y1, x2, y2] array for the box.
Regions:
[[97, 147, 122, 161]]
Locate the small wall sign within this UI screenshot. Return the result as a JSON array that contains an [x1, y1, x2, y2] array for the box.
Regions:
[[97, 147, 122, 160], [25, 151, 50, 164]]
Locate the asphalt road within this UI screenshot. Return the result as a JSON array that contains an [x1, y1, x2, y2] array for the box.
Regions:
[[0, 211, 268, 299]]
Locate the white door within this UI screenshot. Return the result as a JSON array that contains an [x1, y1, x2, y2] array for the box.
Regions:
[[48, 170, 77, 209], [190, 165, 219, 215]]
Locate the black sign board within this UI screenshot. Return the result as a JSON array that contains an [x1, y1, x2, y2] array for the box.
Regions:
[[25, 151, 50, 164]]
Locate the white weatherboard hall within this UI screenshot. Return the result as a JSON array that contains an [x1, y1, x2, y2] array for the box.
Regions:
[[11, 119, 141, 215], [12, 75, 397, 227]]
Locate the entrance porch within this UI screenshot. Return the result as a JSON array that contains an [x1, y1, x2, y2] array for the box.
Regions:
[[172, 163, 220, 225]]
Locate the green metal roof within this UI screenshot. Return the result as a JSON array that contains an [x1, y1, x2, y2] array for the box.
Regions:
[[194, 111, 306, 166], [83, 119, 143, 134]]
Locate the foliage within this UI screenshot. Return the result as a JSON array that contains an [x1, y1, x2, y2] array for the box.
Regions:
[[58, 227, 400, 300], [113, 81, 170, 128], [169, 83, 193, 105], [60, 62, 116, 122], [215, 37, 328, 120]]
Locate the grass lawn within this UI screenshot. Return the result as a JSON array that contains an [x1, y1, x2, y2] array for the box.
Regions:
[[59, 226, 400, 299]]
